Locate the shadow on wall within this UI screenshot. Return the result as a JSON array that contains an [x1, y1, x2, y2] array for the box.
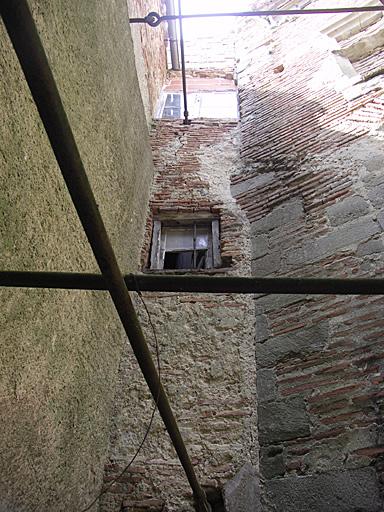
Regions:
[[232, 81, 384, 226], [238, 78, 382, 161], [232, 81, 384, 512]]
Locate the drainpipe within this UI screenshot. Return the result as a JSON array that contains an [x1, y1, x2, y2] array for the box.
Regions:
[[165, 0, 180, 70]]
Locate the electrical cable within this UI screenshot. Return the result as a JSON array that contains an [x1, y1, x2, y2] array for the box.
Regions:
[[80, 279, 161, 512]]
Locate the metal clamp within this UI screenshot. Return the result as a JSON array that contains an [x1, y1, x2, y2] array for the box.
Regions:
[[145, 11, 162, 27]]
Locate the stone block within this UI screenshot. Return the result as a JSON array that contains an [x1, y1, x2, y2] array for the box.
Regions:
[[264, 467, 383, 512], [251, 199, 303, 234], [255, 314, 269, 343], [357, 238, 384, 256], [377, 210, 384, 230], [254, 294, 304, 314], [258, 397, 310, 445], [286, 218, 380, 266], [252, 252, 280, 276], [224, 463, 261, 512], [364, 155, 384, 173], [251, 234, 269, 259], [260, 446, 285, 479], [257, 369, 277, 403], [368, 182, 384, 209], [304, 427, 377, 472], [326, 196, 370, 226], [231, 172, 276, 197], [256, 322, 329, 368]]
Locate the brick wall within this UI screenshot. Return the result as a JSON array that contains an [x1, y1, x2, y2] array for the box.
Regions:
[[128, 0, 168, 124], [183, 35, 236, 77], [100, 120, 258, 511], [232, 2, 384, 510]]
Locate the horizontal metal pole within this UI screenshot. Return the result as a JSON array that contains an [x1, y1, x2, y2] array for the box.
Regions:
[[0, 2, 209, 511], [130, 6, 384, 25], [1, 271, 384, 295]]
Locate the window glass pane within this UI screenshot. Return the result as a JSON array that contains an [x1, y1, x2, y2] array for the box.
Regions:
[[163, 107, 181, 118], [199, 92, 238, 119], [188, 93, 202, 118], [164, 227, 194, 251], [162, 94, 181, 119], [196, 227, 209, 249], [165, 94, 181, 108]]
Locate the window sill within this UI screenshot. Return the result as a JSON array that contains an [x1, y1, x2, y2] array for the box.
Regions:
[[142, 267, 233, 275]]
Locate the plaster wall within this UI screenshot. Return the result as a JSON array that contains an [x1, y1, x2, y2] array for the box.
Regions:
[[0, 1, 154, 510]]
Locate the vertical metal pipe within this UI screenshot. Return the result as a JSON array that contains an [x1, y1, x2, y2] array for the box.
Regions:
[[177, 0, 190, 125], [165, 0, 180, 70], [0, 2, 209, 510]]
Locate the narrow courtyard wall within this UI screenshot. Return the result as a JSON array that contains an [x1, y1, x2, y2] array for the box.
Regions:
[[0, 1, 154, 510], [128, 0, 168, 124], [232, 1, 384, 510], [101, 121, 258, 511]]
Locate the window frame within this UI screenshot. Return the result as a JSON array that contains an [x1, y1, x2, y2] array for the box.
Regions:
[[149, 217, 221, 271], [155, 91, 239, 120]]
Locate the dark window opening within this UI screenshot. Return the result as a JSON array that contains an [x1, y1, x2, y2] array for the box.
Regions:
[[164, 250, 207, 269], [150, 218, 221, 270]]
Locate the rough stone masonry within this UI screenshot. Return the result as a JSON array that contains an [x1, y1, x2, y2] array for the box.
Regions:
[[232, 1, 384, 510], [101, 120, 258, 511]]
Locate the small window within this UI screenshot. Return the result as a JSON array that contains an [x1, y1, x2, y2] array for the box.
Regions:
[[162, 93, 182, 119], [150, 219, 221, 270], [156, 92, 238, 120]]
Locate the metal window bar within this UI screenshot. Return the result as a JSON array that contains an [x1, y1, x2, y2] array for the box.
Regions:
[[193, 223, 197, 268], [130, 5, 384, 125], [0, 2, 210, 511]]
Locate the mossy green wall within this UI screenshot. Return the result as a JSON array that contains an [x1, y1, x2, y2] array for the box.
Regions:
[[0, 1, 154, 510]]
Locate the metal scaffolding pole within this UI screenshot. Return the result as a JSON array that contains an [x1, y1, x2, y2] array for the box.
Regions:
[[130, 6, 384, 26], [1, 271, 384, 296], [177, 0, 190, 125], [0, 2, 210, 511]]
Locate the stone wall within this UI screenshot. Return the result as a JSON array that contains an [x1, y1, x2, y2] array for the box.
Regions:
[[0, 1, 154, 510], [233, 1, 384, 510], [100, 120, 258, 511]]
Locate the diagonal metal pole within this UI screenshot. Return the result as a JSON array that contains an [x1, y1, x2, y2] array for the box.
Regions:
[[0, 2, 210, 511]]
